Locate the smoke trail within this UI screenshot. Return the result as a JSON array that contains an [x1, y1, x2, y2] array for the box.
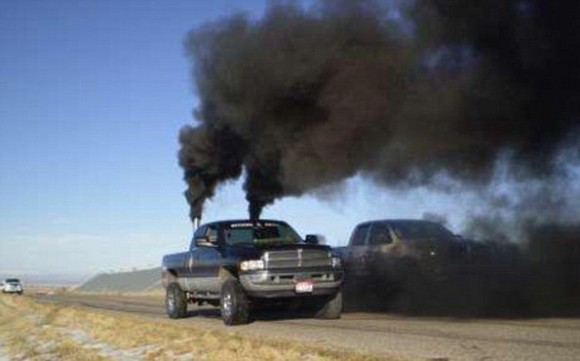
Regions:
[[179, 0, 580, 227]]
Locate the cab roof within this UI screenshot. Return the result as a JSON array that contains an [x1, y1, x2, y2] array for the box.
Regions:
[[199, 219, 289, 228], [355, 219, 443, 227]]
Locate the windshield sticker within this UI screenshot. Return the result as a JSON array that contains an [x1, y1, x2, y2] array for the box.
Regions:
[[229, 223, 254, 228]]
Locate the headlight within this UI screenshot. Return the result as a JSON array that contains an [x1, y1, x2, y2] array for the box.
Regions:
[[331, 257, 342, 268], [239, 259, 265, 271]]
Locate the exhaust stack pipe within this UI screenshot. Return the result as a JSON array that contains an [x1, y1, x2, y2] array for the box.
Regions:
[[193, 217, 201, 230]]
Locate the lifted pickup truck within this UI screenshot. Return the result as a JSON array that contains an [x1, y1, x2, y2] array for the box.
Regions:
[[162, 220, 343, 325]]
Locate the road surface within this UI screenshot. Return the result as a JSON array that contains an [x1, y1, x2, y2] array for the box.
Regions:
[[36, 293, 580, 361]]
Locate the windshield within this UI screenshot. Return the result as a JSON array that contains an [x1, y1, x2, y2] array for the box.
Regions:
[[5, 279, 20, 283], [390, 221, 455, 241], [224, 222, 302, 246]]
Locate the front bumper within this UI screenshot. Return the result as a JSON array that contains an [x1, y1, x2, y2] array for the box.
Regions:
[[3, 287, 22, 294], [240, 268, 343, 298]]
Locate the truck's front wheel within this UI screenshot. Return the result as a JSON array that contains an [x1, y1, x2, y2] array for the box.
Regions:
[[220, 279, 249, 326], [166, 283, 187, 319], [315, 290, 343, 319]]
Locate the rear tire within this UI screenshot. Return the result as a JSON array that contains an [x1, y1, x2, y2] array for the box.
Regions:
[[220, 279, 249, 326], [315, 290, 342, 319], [166, 283, 187, 319]]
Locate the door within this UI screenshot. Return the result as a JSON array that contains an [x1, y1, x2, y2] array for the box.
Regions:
[[345, 223, 372, 277], [366, 221, 396, 276], [188, 225, 223, 293]]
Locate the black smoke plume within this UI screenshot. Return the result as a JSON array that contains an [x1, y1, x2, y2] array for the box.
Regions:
[[179, 0, 580, 225]]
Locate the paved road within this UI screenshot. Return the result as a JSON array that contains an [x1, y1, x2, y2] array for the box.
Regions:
[[36, 293, 580, 361]]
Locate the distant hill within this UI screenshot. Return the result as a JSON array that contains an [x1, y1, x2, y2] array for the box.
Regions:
[[0, 273, 89, 287], [75, 267, 162, 293]]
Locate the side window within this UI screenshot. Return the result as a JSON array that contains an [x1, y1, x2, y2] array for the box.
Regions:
[[350, 224, 371, 246], [191, 225, 209, 250], [207, 226, 218, 244], [368, 223, 392, 245], [193, 225, 207, 239]]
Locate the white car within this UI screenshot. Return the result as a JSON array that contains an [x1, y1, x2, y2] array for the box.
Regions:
[[2, 278, 23, 295]]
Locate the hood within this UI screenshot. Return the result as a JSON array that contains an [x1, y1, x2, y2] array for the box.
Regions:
[[255, 243, 330, 251], [226, 243, 263, 260], [229, 242, 330, 260], [402, 238, 466, 260]]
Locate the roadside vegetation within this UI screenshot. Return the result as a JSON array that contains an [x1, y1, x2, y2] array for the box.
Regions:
[[0, 296, 106, 360], [0, 294, 407, 361]]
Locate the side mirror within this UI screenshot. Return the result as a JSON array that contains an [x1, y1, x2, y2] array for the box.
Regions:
[[194, 236, 216, 248], [305, 234, 325, 245]]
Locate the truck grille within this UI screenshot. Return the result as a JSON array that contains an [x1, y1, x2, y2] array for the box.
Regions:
[[264, 249, 331, 269]]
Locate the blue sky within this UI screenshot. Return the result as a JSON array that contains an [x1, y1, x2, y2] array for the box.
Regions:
[[0, 0, 465, 280]]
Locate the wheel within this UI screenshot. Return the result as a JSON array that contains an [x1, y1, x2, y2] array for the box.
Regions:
[[166, 283, 187, 319], [220, 279, 249, 326], [315, 290, 342, 319]]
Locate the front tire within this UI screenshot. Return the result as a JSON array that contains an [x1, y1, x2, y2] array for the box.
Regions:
[[166, 283, 187, 319], [220, 279, 249, 326], [315, 290, 343, 319]]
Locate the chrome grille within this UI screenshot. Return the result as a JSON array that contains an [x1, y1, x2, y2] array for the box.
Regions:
[[264, 249, 331, 269]]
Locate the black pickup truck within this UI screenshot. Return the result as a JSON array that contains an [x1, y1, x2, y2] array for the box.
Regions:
[[162, 219, 343, 325]]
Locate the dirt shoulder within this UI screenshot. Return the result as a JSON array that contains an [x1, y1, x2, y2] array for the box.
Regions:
[[0, 294, 406, 361], [36, 292, 580, 361]]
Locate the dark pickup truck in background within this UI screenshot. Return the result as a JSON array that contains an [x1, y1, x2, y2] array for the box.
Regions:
[[335, 219, 476, 311], [162, 219, 343, 325], [336, 219, 467, 280]]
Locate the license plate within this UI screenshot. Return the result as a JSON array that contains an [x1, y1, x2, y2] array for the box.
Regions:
[[295, 281, 313, 293]]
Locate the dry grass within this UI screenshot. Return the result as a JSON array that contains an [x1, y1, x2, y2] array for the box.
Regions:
[[0, 296, 108, 360], [0, 295, 409, 361]]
